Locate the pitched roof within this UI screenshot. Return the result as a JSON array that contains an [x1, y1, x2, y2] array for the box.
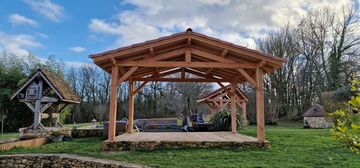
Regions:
[[90, 29, 285, 84], [303, 104, 325, 117], [11, 69, 81, 103], [197, 85, 248, 103], [90, 30, 285, 63]]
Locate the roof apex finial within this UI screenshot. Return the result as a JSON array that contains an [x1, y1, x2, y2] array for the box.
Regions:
[[186, 27, 192, 33]]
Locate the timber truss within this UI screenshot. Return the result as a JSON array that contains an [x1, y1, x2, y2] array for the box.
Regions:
[[197, 84, 248, 122], [90, 29, 285, 143]]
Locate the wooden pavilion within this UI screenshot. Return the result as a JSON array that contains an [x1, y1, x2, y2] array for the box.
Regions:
[[197, 85, 248, 121], [91, 28, 285, 150]]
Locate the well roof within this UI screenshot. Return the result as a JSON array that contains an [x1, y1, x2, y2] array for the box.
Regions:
[[10, 69, 81, 103]]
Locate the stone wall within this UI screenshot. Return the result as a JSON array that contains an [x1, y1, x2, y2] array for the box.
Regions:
[[71, 128, 104, 138], [103, 140, 270, 151], [19, 128, 72, 139], [304, 117, 332, 128], [0, 154, 149, 168]]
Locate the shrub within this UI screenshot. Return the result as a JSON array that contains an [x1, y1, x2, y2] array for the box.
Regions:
[[329, 78, 360, 154], [209, 109, 242, 131], [50, 131, 64, 137]]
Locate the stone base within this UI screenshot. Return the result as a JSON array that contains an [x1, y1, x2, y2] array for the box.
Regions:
[[102, 140, 270, 151], [71, 128, 104, 138], [19, 127, 71, 139]]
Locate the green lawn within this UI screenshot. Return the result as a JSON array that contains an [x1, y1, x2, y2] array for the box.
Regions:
[[0, 132, 19, 140], [1, 123, 359, 168]]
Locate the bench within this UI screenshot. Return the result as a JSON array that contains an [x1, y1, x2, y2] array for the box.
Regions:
[[136, 118, 178, 130]]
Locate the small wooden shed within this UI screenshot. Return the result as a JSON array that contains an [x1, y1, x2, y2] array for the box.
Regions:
[[303, 104, 331, 128], [10, 69, 81, 129]]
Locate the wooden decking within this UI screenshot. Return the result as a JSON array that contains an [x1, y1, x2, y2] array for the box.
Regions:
[[102, 132, 270, 151]]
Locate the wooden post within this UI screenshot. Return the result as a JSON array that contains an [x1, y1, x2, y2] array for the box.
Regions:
[[108, 65, 119, 141], [208, 103, 216, 115], [230, 82, 237, 134], [256, 67, 265, 142], [128, 78, 135, 133], [242, 102, 247, 123], [219, 97, 224, 111], [34, 80, 43, 129], [211, 106, 216, 115]]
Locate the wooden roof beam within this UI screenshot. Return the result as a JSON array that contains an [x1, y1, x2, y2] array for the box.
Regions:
[[117, 61, 257, 69], [181, 68, 185, 79], [118, 66, 127, 75], [96, 47, 186, 65], [92, 35, 188, 62], [148, 47, 161, 73], [217, 82, 232, 96], [191, 35, 284, 66], [149, 47, 155, 57], [220, 49, 228, 57], [191, 48, 236, 63], [185, 38, 192, 62], [117, 67, 138, 85], [133, 77, 228, 82], [153, 68, 182, 78], [258, 60, 266, 68], [134, 81, 148, 94], [237, 69, 256, 87]]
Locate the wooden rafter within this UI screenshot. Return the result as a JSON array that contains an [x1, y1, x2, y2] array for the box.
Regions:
[[118, 67, 138, 85], [134, 81, 148, 94], [133, 77, 227, 82], [181, 68, 185, 78], [191, 48, 235, 63], [237, 69, 256, 87], [217, 82, 232, 96], [118, 66, 127, 75], [185, 38, 191, 62], [149, 47, 155, 57], [118, 61, 257, 69]]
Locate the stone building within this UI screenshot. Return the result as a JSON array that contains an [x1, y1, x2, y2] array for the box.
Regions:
[[303, 104, 331, 128]]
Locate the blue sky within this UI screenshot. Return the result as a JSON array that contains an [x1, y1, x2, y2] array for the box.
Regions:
[[0, 0, 130, 65], [0, 0, 358, 66]]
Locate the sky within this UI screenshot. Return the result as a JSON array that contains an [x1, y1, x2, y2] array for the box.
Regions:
[[0, 0, 359, 67]]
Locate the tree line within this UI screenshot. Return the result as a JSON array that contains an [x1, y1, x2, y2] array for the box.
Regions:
[[0, 6, 359, 132]]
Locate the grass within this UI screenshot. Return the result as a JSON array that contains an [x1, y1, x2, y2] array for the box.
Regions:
[[0, 132, 19, 140], [1, 123, 359, 168]]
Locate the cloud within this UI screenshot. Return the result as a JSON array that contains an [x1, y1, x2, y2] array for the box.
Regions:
[[23, 0, 65, 22], [36, 32, 49, 39], [65, 61, 91, 68], [89, 0, 355, 50], [88, 19, 122, 35], [0, 31, 41, 56], [69, 46, 86, 53], [89, 18, 170, 48], [9, 13, 38, 27]]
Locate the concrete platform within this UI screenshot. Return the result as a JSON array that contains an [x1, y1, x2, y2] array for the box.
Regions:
[[102, 132, 270, 151]]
